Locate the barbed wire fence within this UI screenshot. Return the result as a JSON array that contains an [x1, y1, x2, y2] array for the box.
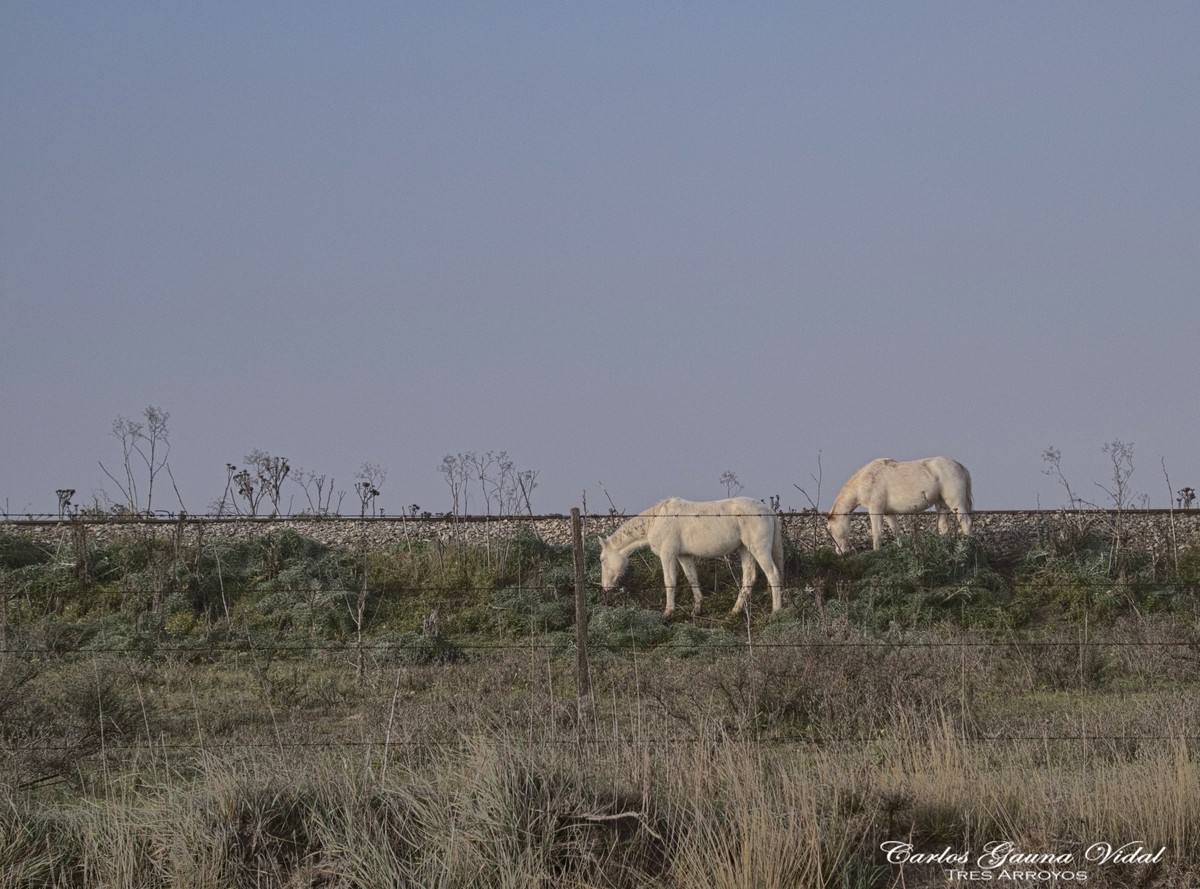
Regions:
[[3, 508, 1200, 763]]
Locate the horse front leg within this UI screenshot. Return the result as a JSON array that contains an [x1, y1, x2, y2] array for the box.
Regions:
[[869, 512, 884, 550], [678, 556, 704, 617]]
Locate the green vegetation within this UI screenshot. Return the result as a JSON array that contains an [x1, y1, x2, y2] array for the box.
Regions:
[[2, 519, 1200, 887]]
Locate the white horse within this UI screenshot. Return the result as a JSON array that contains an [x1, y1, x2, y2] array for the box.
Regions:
[[598, 497, 785, 618], [827, 456, 973, 554]]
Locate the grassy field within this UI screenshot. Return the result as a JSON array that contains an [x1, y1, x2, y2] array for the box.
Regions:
[[3, 521, 1200, 887]]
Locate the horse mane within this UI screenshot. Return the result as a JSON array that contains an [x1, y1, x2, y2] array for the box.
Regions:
[[606, 511, 653, 548], [605, 498, 702, 548], [646, 497, 684, 516]]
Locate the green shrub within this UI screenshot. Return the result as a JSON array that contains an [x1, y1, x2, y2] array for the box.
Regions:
[[1174, 545, 1200, 589], [386, 630, 466, 665], [656, 623, 740, 657], [813, 534, 1010, 631], [490, 585, 573, 636], [0, 533, 51, 570], [587, 605, 670, 651]]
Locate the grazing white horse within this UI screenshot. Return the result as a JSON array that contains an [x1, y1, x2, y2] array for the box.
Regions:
[[827, 456, 973, 554], [598, 497, 785, 618]]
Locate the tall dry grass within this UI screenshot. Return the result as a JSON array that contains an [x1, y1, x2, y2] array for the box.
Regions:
[[4, 716, 1200, 887], [5, 615, 1200, 887]]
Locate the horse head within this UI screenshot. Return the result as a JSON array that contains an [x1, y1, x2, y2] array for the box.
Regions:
[[597, 534, 628, 591], [826, 513, 852, 555]]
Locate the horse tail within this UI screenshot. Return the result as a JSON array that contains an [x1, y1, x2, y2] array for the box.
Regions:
[[773, 513, 785, 585], [957, 463, 974, 537]]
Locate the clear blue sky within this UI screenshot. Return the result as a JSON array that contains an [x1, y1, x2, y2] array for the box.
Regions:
[[3, 3, 1197, 516]]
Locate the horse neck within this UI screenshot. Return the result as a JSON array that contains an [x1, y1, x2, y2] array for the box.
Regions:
[[830, 485, 860, 517], [609, 514, 651, 554]]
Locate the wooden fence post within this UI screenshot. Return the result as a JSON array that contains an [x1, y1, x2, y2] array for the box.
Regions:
[[571, 508, 592, 733]]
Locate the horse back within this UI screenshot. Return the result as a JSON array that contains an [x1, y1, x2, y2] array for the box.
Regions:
[[646, 497, 774, 557], [853, 456, 972, 513]]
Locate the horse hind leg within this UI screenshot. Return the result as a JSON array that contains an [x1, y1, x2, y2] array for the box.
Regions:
[[936, 505, 951, 536], [761, 553, 784, 612], [736, 542, 784, 613], [936, 501, 971, 537], [730, 548, 759, 615], [661, 556, 679, 618], [678, 556, 704, 617]]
